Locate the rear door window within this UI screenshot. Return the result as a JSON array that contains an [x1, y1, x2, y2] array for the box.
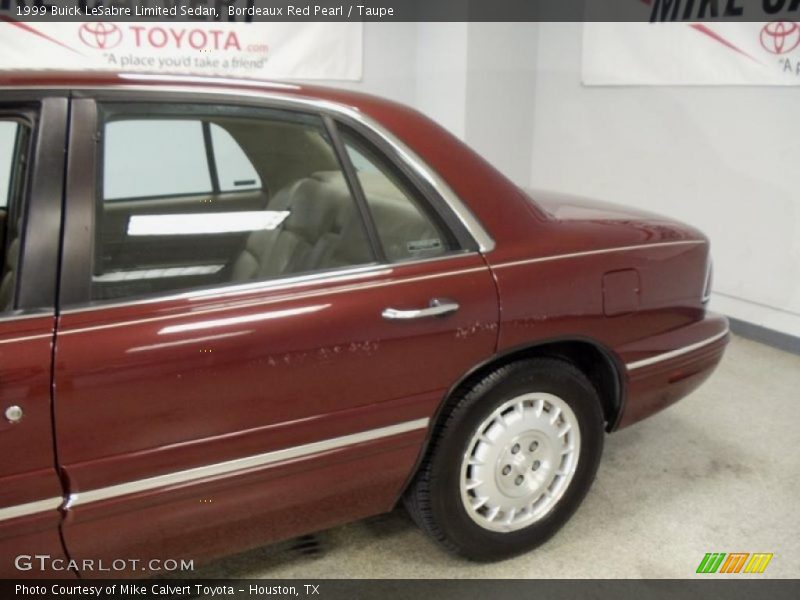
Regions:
[[92, 107, 374, 302]]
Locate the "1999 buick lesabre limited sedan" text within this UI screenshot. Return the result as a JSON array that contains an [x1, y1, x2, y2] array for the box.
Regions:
[[0, 72, 728, 577]]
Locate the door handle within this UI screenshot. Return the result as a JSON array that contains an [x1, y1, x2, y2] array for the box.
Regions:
[[382, 298, 460, 321]]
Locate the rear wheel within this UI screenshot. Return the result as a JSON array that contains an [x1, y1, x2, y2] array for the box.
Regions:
[[404, 358, 604, 561]]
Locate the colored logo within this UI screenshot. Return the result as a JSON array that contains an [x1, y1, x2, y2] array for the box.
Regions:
[[697, 552, 773, 574], [760, 21, 800, 55], [78, 23, 122, 50]]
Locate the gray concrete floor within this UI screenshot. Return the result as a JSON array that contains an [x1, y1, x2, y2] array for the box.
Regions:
[[195, 335, 800, 578]]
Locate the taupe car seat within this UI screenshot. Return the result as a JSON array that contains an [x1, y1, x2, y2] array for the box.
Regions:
[[230, 175, 354, 281], [0, 218, 21, 310]]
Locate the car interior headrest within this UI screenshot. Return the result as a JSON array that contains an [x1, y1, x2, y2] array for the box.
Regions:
[[283, 179, 340, 242]]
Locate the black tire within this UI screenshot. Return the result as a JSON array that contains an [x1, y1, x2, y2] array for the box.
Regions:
[[404, 358, 604, 561]]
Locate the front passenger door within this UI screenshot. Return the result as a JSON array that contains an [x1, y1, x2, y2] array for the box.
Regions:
[[0, 99, 69, 577]]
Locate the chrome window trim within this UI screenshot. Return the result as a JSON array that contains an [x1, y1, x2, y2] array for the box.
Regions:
[[58, 251, 480, 316], [65, 417, 429, 509], [625, 328, 729, 371], [0, 496, 62, 522]]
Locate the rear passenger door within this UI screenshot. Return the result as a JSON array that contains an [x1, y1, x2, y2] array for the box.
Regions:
[[54, 94, 498, 574]]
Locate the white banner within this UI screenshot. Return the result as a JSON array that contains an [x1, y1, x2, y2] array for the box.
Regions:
[[0, 21, 362, 81], [583, 21, 800, 85]]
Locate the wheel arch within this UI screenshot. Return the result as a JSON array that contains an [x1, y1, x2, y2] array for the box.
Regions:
[[397, 336, 626, 501]]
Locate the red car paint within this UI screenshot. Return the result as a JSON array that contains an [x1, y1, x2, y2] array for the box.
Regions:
[[0, 73, 728, 577]]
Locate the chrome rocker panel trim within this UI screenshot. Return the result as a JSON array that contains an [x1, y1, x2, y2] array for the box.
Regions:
[[66, 418, 430, 509], [0, 497, 62, 522]]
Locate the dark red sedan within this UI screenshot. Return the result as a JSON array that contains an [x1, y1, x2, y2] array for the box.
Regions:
[[0, 73, 728, 576]]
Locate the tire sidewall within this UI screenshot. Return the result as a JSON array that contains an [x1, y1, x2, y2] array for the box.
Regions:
[[428, 360, 604, 560]]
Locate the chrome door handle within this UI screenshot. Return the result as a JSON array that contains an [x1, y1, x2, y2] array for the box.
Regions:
[[382, 298, 460, 320]]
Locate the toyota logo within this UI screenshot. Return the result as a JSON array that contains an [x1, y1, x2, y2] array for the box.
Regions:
[[79, 23, 122, 50], [759, 21, 800, 55]]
